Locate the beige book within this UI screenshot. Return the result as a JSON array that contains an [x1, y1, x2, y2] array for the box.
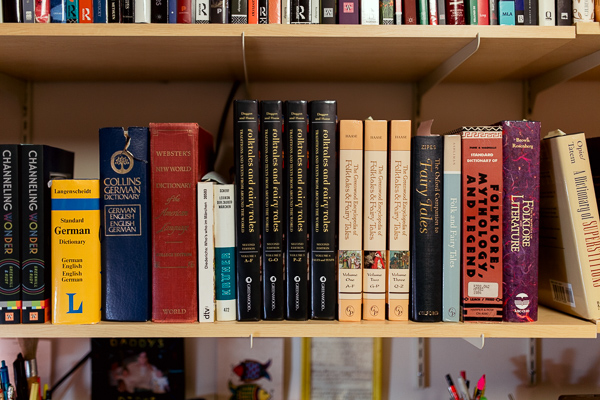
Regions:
[[338, 120, 364, 322], [386, 120, 411, 321], [363, 119, 388, 321], [539, 130, 600, 320]]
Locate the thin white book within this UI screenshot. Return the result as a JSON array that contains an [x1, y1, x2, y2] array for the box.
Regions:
[[134, 0, 151, 22], [361, 0, 379, 23], [198, 181, 215, 323], [281, 0, 291, 22], [194, 0, 210, 22], [538, 0, 554, 25], [214, 184, 237, 321]]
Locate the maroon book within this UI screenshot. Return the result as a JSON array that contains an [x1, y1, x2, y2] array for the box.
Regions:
[[150, 123, 199, 322], [177, 0, 192, 22], [403, 0, 417, 23], [498, 120, 540, 322], [446, 0, 465, 23]]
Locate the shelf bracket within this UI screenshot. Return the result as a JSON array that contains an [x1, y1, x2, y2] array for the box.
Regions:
[[0, 73, 32, 143], [414, 33, 481, 125], [526, 47, 600, 116], [462, 334, 485, 349]]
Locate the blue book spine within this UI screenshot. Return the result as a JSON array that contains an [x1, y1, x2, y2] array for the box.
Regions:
[[442, 134, 461, 322], [215, 185, 237, 321], [169, 0, 176, 21], [50, 0, 67, 21], [66, 0, 79, 21], [99, 127, 151, 322], [514, 0, 523, 23], [498, 0, 515, 23], [93, 0, 107, 21]]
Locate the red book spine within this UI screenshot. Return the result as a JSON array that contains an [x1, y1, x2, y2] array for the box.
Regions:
[[477, 0, 488, 23], [446, 0, 465, 23], [35, 0, 50, 22], [79, 0, 93, 21], [268, 0, 280, 22], [460, 127, 503, 322], [403, 0, 417, 23], [177, 0, 193, 22], [249, 0, 259, 22], [150, 123, 199, 323]]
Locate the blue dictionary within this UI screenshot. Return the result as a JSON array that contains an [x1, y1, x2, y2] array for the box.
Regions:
[[499, 0, 515, 24], [93, 0, 107, 21], [50, 0, 67, 21], [99, 127, 151, 322], [66, 0, 79, 21]]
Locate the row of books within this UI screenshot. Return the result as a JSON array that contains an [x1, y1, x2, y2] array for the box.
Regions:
[[2, 0, 597, 24]]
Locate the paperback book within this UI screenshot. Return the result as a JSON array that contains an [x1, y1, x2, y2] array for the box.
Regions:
[[214, 184, 236, 321]]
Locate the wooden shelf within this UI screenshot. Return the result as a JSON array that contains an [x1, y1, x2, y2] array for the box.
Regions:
[[1, 24, 592, 83], [0, 307, 595, 338]]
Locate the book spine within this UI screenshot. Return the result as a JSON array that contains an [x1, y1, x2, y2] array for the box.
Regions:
[[150, 123, 199, 323], [338, 0, 358, 22], [0, 145, 21, 324], [99, 127, 151, 322], [309, 100, 337, 320], [477, 0, 488, 22], [214, 184, 236, 321], [209, 0, 227, 21], [261, 100, 285, 321], [169, 0, 176, 20], [338, 120, 363, 322], [151, 0, 167, 20], [461, 127, 503, 322], [79, 0, 93, 21], [498, 0, 515, 24], [362, 120, 387, 321], [249, 0, 259, 22], [292, 0, 310, 21], [410, 135, 443, 322], [197, 182, 215, 322], [514, 0, 523, 22], [35, 0, 50, 21], [437, 0, 446, 22], [50, 0, 66, 21], [362, 0, 380, 24], [488, 0, 497, 23], [285, 100, 309, 321], [446, 0, 465, 22], [230, 0, 247, 22], [122, 0, 134, 20], [66, 0, 78, 21], [108, 0, 121, 21], [464, 0, 476, 22], [176, 0, 191, 21], [573, 0, 593, 21], [22, 0, 34, 21], [418, 0, 428, 23], [395, 0, 402, 23], [134, 0, 150, 20], [194, 0, 209, 21], [2, 0, 21, 22], [387, 121, 411, 321], [282, 0, 291, 22], [556, 0, 572, 24], [268, 0, 280, 21], [403, 0, 417, 22], [259, 0, 268, 22], [51, 180, 101, 325], [321, 0, 335, 22], [93, 0, 106, 21], [501, 121, 540, 322], [234, 100, 262, 321], [380, 0, 393, 22], [522, 0, 535, 23], [442, 134, 461, 322], [311, 0, 319, 22], [538, 0, 553, 24]]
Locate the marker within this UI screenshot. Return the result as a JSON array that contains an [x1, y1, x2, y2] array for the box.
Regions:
[[445, 374, 460, 400], [473, 374, 486, 400], [458, 376, 471, 400]]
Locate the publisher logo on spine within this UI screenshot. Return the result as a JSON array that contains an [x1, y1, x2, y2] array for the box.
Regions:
[[515, 293, 530, 310], [110, 150, 134, 174]]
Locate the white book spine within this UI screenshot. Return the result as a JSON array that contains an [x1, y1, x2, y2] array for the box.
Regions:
[[198, 182, 215, 322], [281, 0, 291, 22], [538, 0, 554, 25], [312, 0, 319, 22], [134, 0, 151, 22], [361, 0, 379, 23], [214, 184, 237, 321], [194, 0, 210, 21]]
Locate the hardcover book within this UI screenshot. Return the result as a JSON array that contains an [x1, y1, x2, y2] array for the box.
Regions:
[[91, 338, 185, 400], [446, 0, 465, 23], [66, 0, 78, 21], [35, 0, 50, 21], [498, 120, 540, 323], [523, 0, 536, 23], [309, 100, 337, 320], [338, 0, 358, 22], [122, 0, 133, 20], [248, 0, 258, 22], [464, 0, 476, 22], [514, 0, 523, 22], [338, 120, 363, 322], [150, 123, 200, 323], [417, 0, 428, 23], [428, 0, 438, 23], [169, 0, 176, 20], [282, 0, 290, 22], [498, 0, 515, 24], [380, 0, 393, 22], [387, 120, 411, 321], [394, 0, 401, 22], [135, 0, 150, 21], [261, 100, 285, 321], [556, 0, 572, 25], [79, 0, 93, 21], [321, 0, 336, 22], [214, 184, 236, 321], [362, 119, 387, 321], [194, 0, 210, 20], [209, 0, 227, 21], [442, 134, 461, 322], [197, 181, 215, 322], [2, 0, 22, 22], [51, 179, 101, 325], [489, 0, 497, 22], [108, 0, 121, 21], [0, 145, 21, 324], [538, 0, 553, 24], [573, 0, 593, 21], [230, 0, 247, 21], [93, 0, 106, 21], [99, 127, 151, 322], [268, 0, 280, 21], [151, 0, 168, 21], [403, 0, 417, 22], [292, 0, 310, 22], [311, 0, 318, 22], [177, 0, 191, 21], [20, 144, 74, 324], [285, 100, 309, 321], [22, 0, 34, 21], [451, 125, 503, 322], [539, 130, 600, 321], [234, 100, 262, 321], [410, 123, 443, 322], [477, 0, 488, 22], [437, 0, 446, 22], [258, 0, 267, 22]]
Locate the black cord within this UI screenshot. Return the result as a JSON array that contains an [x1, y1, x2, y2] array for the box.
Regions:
[[45, 351, 91, 400], [215, 80, 241, 159]]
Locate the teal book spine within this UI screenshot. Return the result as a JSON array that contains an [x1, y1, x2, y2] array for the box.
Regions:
[[215, 184, 237, 321], [443, 134, 461, 322]]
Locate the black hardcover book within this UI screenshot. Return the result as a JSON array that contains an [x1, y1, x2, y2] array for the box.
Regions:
[[151, 0, 169, 21], [122, 0, 134, 21], [321, 0, 336, 22], [260, 101, 285, 320], [309, 100, 337, 320], [523, 0, 537, 24], [2, 0, 22, 22], [259, 0, 268, 21], [230, 0, 247, 22], [234, 100, 262, 321], [210, 0, 228, 21], [20, 144, 74, 324], [556, 0, 571, 25], [292, 0, 310, 22], [285, 101, 309, 321], [108, 0, 122, 21], [0, 145, 21, 324], [409, 134, 443, 322]]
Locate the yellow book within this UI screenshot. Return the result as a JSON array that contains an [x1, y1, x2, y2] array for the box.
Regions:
[[51, 179, 101, 324]]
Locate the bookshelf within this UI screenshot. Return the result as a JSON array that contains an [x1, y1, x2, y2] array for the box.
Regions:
[[1, 23, 600, 342]]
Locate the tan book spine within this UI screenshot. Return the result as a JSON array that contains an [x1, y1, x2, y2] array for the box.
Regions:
[[338, 120, 364, 322], [363, 119, 388, 321], [539, 130, 600, 320], [386, 120, 411, 321]]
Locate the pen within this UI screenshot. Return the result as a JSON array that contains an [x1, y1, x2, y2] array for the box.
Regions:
[[457, 376, 471, 400], [445, 374, 461, 400]]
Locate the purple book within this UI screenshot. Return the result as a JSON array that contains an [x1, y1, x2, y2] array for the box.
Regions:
[[499, 120, 540, 322], [338, 0, 359, 22]]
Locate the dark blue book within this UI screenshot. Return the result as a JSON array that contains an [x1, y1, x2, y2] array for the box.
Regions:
[[169, 0, 176, 21], [99, 127, 151, 322], [0, 145, 21, 324], [50, 0, 66, 21], [20, 144, 74, 324], [93, 0, 107, 21]]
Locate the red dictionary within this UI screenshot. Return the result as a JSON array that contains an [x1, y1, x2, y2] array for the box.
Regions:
[[249, 0, 258, 22], [79, 0, 93, 21], [177, 0, 192, 22], [150, 123, 200, 323], [477, 0, 489, 23], [403, 0, 417, 23]]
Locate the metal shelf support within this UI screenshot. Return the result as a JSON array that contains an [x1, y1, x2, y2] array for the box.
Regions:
[[463, 334, 485, 349]]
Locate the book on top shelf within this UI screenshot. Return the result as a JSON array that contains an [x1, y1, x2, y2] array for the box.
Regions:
[[99, 127, 151, 322], [539, 130, 600, 321]]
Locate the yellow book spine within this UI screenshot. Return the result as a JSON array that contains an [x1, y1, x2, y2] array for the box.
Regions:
[[51, 179, 101, 324]]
